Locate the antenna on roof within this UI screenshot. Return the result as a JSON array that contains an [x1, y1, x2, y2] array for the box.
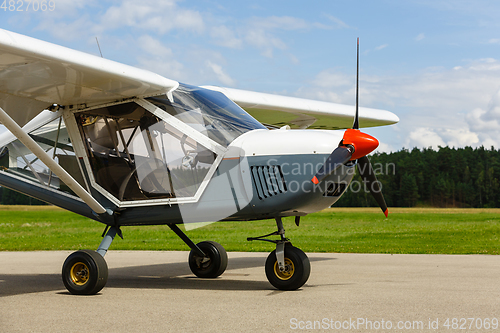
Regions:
[[95, 37, 103, 58]]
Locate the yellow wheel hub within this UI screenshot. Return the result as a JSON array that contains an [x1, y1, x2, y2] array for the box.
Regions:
[[70, 262, 89, 286], [273, 258, 295, 280]]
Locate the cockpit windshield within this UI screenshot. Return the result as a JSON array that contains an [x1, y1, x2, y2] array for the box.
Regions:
[[147, 84, 267, 147]]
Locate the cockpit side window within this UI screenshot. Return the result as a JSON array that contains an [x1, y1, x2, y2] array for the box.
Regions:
[[76, 102, 215, 202]]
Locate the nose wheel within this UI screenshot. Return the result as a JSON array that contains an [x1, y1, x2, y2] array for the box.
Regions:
[[248, 217, 311, 290], [265, 245, 310, 290]]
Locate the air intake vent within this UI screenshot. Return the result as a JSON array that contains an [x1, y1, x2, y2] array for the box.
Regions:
[[251, 165, 287, 200], [324, 182, 347, 197]]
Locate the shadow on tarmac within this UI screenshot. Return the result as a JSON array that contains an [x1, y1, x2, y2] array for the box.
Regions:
[[0, 255, 334, 297]]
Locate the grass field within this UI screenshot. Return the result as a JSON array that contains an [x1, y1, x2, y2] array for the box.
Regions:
[[0, 206, 499, 254]]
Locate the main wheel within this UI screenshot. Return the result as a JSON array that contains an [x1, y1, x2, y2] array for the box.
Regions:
[[62, 250, 108, 295], [265, 245, 310, 291], [188, 241, 228, 278]]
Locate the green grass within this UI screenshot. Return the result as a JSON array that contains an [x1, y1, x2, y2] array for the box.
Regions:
[[0, 206, 499, 254]]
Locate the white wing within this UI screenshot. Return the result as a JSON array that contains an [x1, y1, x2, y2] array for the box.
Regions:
[[0, 28, 398, 130], [0, 28, 177, 127], [202, 86, 399, 129]]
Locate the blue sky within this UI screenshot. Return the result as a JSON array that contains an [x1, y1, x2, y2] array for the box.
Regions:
[[3, 0, 500, 152]]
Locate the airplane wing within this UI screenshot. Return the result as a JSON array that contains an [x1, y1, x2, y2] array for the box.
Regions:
[[0, 28, 397, 130], [0, 28, 177, 127], [202, 86, 399, 129]]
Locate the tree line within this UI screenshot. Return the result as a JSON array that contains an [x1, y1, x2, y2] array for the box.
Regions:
[[337, 146, 500, 208], [0, 187, 46, 205]]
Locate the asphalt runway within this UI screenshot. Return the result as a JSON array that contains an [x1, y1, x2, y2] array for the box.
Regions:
[[0, 251, 498, 332]]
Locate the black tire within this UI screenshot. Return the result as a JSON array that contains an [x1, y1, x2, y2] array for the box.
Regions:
[[62, 250, 108, 295], [265, 245, 310, 291], [188, 241, 228, 278]]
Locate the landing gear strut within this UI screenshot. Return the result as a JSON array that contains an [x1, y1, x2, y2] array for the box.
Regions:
[[61, 223, 229, 295], [168, 224, 228, 278], [248, 217, 310, 290], [61, 226, 119, 295]]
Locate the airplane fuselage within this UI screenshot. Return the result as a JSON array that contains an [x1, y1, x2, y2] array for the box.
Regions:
[[0, 85, 354, 227]]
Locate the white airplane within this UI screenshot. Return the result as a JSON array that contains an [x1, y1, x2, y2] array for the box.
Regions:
[[0, 29, 398, 294]]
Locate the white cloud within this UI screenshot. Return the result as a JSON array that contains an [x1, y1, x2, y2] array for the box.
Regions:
[[289, 54, 300, 65], [210, 26, 242, 49], [323, 14, 350, 29], [468, 58, 500, 71], [406, 127, 480, 150], [372, 58, 500, 111], [97, 0, 204, 34], [416, 33, 425, 41], [442, 128, 480, 147], [377, 142, 396, 153], [476, 89, 500, 121], [135, 35, 184, 79], [28, 4, 334, 65], [406, 0, 500, 23], [463, 90, 500, 148], [313, 69, 352, 88], [395, 61, 500, 149], [244, 29, 286, 58], [399, 60, 500, 149], [375, 44, 388, 51], [173, 9, 205, 33], [30, 0, 205, 43], [312, 22, 335, 30], [136, 56, 184, 81], [25, 0, 99, 41], [296, 57, 500, 150], [206, 61, 236, 86], [241, 16, 306, 57], [36, 16, 92, 41], [138, 35, 174, 57], [407, 127, 446, 149], [249, 16, 309, 31], [41, 0, 98, 16], [241, 15, 327, 57], [315, 60, 495, 108]]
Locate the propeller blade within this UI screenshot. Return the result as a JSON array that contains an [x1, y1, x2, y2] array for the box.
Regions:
[[312, 38, 388, 218], [357, 155, 389, 217], [311, 146, 353, 185], [353, 37, 360, 130]]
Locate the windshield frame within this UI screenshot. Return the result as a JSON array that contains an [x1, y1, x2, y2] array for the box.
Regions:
[[67, 97, 226, 208]]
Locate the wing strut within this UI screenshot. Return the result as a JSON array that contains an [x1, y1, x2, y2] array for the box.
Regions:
[[0, 106, 107, 214]]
